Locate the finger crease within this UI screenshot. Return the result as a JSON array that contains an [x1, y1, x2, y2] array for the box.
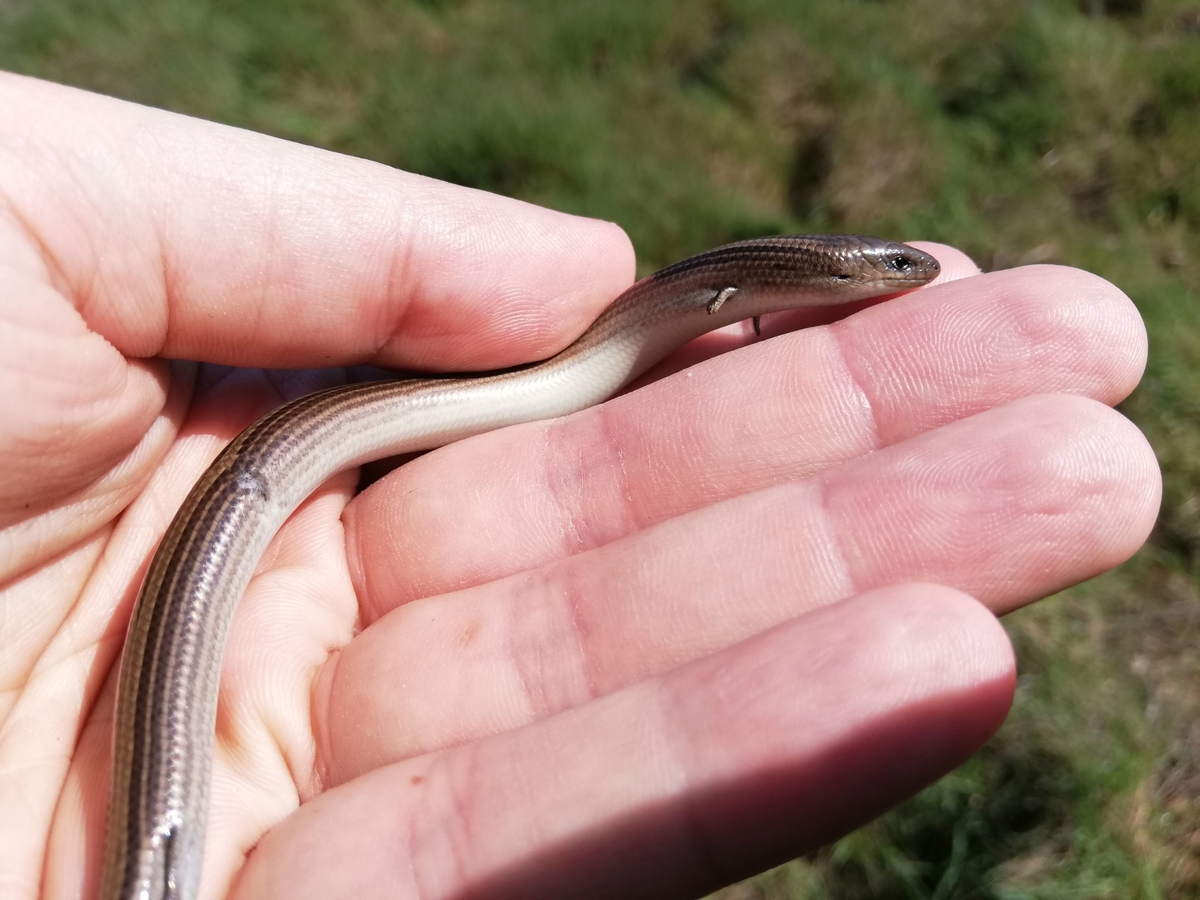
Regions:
[[828, 320, 883, 452]]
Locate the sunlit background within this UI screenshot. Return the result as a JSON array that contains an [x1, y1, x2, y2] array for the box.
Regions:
[[3, 0, 1198, 895]]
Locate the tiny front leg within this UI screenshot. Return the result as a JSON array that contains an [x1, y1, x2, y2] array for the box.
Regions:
[[706, 286, 739, 315]]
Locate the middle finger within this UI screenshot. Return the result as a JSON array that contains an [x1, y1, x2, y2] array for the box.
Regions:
[[321, 393, 1157, 783]]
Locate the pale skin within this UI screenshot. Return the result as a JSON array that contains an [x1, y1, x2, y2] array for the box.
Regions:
[[0, 71, 1160, 900]]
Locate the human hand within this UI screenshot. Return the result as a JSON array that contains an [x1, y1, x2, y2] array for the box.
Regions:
[[0, 73, 1159, 900]]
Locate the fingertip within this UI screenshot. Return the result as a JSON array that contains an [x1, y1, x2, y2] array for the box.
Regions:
[[537, 212, 638, 346], [845, 258, 1150, 436], [1012, 392, 1161, 540], [861, 582, 1015, 699], [906, 241, 982, 285], [1001, 264, 1148, 403], [319, 188, 640, 370], [657, 581, 1016, 879], [1063, 395, 1162, 562], [563, 216, 637, 286]]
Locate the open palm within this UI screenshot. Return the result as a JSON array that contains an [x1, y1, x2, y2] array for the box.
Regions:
[[0, 73, 1159, 900]]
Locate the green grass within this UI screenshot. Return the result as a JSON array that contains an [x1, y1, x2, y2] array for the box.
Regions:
[[4, 0, 1199, 896]]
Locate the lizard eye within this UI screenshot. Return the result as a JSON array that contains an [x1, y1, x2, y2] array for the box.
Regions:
[[890, 254, 913, 271], [835, 273, 852, 283]]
